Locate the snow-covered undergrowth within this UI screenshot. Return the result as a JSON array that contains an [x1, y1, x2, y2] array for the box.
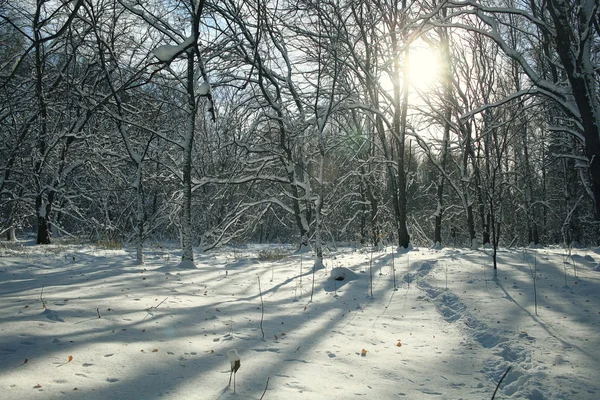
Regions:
[[0, 241, 599, 399]]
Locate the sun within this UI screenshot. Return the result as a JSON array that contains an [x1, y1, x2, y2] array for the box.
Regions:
[[407, 45, 440, 92]]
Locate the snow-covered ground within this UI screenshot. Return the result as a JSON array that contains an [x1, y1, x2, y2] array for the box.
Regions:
[[1, 240, 599, 399]]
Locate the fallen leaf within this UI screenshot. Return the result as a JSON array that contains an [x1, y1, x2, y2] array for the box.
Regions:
[[396, 342, 402, 347], [152, 349, 158, 353], [141, 349, 145, 352], [73, 388, 78, 391], [24, 358, 28, 364], [33, 384, 42, 389], [24, 305, 29, 309], [67, 355, 73, 362], [361, 349, 367, 356], [274, 334, 279, 340]]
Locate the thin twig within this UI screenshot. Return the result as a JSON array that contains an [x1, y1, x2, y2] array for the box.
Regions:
[[40, 285, 46, 309], [491, 366, 512, 400], [148, 297, 168, 310], [369, 246, 374, 298], [392, 246, 397, 290], [258, 277, 265, 340], [96, 308, 101, 318], [259, 376, 270, 400], [154, 297, 168, 309]]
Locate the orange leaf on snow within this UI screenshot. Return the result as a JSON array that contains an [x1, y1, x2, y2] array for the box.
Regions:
[[361, 349, 367, 356], [33, 384, 42, 388], [67, 355, 73, 362], [152, 349, 158, 352], [396, 342, 402, 347]]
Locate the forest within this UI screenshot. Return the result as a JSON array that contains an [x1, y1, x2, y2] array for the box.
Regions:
[[1, 0, 600, 264]]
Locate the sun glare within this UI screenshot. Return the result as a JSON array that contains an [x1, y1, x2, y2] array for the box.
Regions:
[[407, 46, 440, 91]]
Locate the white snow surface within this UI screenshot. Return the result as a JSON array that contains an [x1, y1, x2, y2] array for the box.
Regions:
[[0, 241, 599, 399]]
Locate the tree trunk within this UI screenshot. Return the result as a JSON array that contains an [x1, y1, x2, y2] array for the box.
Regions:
[[7, 227, 16, 241], [36, 194, 52, 245], [393, 46, 410, 249], [135, 167, 145, 265], [180, 49, 196, 264], [434, 21, 452, 246], [548, 0, 600, 220]]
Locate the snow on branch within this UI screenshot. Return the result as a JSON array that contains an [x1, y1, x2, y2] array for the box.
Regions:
[[153, 36, 196, 63]]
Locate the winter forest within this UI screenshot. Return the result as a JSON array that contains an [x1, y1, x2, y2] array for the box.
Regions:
[[1, 1, 600, 399], [1, 0, 599, 259]]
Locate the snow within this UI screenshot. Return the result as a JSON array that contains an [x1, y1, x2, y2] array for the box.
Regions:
[[1, 241, 599, 399], [153, 44, 181, 63], [175, 259, 196, 269], [153, 37, 196, 63], [227, 348, 240, 365], [198, 81, 210, 96]]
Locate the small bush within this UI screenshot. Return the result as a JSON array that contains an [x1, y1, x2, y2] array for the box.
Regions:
[[54, 236, 84, 246], [97, 239, 122, 249], [257, 248, 288, 261]]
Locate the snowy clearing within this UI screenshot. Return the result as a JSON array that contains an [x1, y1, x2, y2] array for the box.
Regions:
[[1, 242, 599, 399]]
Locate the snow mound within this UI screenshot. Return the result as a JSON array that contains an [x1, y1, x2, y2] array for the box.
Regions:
[[176, 259, 197, 269], [397, 243, 414, 253], [430, 242, 443, 250], [330, 266, 359, 281], [297, 244, 311, 254], [314, 257, 325, 271], [572, 254, 596, 264]]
